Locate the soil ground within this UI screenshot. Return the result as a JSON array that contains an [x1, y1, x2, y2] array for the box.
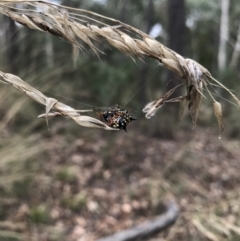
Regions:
[[1, 127, 240, 241]]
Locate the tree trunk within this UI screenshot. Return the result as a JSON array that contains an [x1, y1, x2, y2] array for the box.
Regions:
[[159, 0, 186, 139], [218, 0, 230, 71], [167, 0, 186, 57], [120, 0, 127, 22], [167, 0, 186, 86], [138, 0, 154, 105], [230, 22, 240, 69]]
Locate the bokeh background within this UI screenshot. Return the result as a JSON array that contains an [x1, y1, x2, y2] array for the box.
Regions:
[[0, 0, 240, 240]]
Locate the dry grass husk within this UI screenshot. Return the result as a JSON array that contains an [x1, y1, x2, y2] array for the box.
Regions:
[[0, 71, 116, 130], [0, 0, 239, 131]]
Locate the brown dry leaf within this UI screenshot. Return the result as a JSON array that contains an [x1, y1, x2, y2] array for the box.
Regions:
[[213, 101, 224, 137]]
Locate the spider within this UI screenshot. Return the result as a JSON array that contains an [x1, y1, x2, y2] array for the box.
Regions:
[[95, 104, 136, 131]]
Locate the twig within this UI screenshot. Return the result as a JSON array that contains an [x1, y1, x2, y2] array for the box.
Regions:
[[230, 22, 240, 68], [95, 200, 179, 241]]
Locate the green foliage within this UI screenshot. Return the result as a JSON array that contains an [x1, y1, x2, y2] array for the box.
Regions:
[[12, 176, 33, 200], [56, 166, 77, 184], [0, 206, 7, 221], [0, 232, 23, 241], [61, 192, 87, 212], [29, 205, 51, 224], [70, 192, 88, 212]]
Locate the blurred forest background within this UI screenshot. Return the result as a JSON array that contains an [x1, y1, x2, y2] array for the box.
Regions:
[[0, 0, 240, 240]]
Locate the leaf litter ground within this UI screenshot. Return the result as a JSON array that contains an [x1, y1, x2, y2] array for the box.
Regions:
[[1, 128, 240, 241]]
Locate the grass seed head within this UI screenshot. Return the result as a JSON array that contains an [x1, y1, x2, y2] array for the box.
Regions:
[[213, 101, 224, 136]]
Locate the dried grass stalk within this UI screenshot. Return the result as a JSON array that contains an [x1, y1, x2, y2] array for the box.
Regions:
[[142, 84, 183, 119], [0, 0, 239, 129], [0, 71, 117, 131], [191, 218, 219, 241], [213, 101, 224, 136]]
